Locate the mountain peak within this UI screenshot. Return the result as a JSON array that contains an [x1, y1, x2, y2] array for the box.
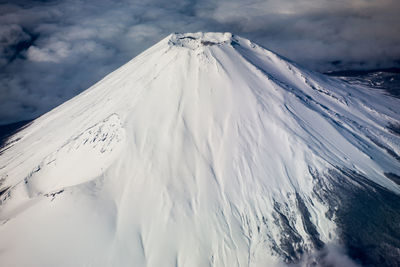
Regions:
[[168, 32, 235, 49], [0, 33, 399, 266]]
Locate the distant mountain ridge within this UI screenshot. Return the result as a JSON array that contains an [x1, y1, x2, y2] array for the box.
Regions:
[[326, 68, 400, 98]]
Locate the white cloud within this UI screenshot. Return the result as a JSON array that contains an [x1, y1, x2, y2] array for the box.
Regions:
[[26, 41, 70, 62]]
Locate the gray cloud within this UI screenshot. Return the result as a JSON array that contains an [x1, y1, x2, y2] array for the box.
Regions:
[[0, 0, 399, 124]]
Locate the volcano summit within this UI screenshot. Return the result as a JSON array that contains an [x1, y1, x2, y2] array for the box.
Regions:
[[0, 32, 399, 266]]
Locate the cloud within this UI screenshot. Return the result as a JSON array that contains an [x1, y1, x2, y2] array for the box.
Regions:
[[0, 0, 399, 124], [294, 244, 361, 267]]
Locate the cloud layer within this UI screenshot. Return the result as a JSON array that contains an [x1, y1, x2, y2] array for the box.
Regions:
[[1, 0, 400, 124]]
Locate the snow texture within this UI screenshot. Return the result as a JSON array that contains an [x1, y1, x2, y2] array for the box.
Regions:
[[0, 32, 399, 266]]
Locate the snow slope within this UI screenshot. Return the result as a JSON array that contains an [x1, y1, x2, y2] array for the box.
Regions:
[[0, 32, 399, 266]]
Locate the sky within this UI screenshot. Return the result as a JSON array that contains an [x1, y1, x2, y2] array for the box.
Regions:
[[0, 0, 400, 124]]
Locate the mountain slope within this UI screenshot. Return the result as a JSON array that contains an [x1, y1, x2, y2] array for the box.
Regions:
[[0, 32, 399, 266]]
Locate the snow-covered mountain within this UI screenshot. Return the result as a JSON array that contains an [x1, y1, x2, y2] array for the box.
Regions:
[[0, 32, 399, 267]]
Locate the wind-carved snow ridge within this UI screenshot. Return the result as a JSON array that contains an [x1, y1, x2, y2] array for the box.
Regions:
[[0, 32, 399, 267], [0, 114, 124, 215], [26, 113, 124, 195]]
